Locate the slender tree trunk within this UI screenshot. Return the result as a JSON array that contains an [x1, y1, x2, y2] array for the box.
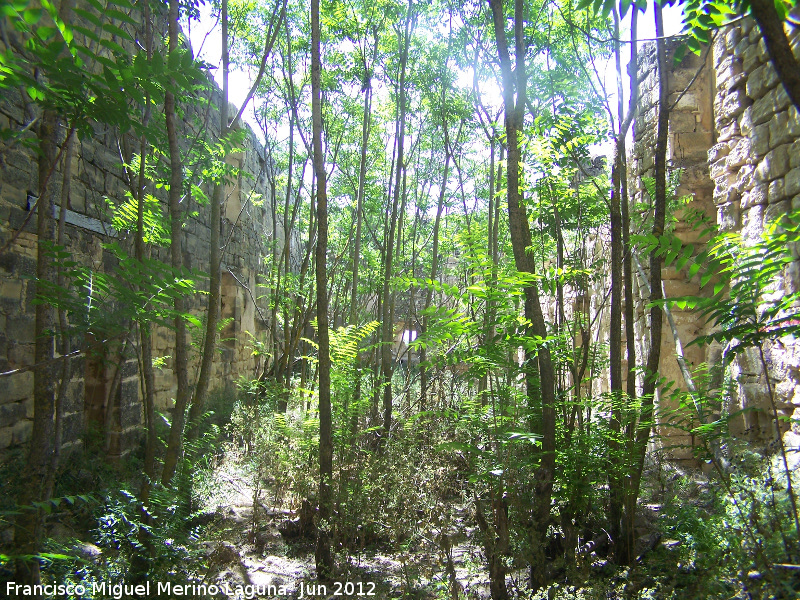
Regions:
[[161, 0, 190, 487], [619, 9, 639, 566], [349, 71, 373, 327], [135, 0, 158, 505], [311, 0, 333, 579], [380, 0, 414, 441], [621, 4, 667, 565], [13, 5, 75, 589], [45, 132, 74, 499], [488, 0, 556, 591], [188, 0, 285, 433], [607, 3, 626, 562], [420, 110, 450, 409], [14, 112, 62, 595], [186, 0, 228, 446]]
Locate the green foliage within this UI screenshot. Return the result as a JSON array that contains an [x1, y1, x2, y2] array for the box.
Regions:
[[34, 241, 206, 340]]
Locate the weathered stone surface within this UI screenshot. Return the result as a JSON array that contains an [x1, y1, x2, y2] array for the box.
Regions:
[[768, 179, 786, 204], [718, 202, 739, 231], [708, 142, 730, 163], [0, 401, 26, 428], [725, 26, 742, 52], [741, 41, 763, 73], [742, 204, 765, 240], [786, 167, 800, 198], [726, 137, 752, 169], [742, 184, 769, 209], [0, 426, 12, 450], [746, 62, 779, 99], [12, 419, 32, 445], [751, 122, 771, 155], [791, 140, 800, 169], [769, 107, 800, 148], [765, 200, 789, 225], [717, 56, 743, 87], [756, 145, 790, 182], [751, 87, 787, 125]]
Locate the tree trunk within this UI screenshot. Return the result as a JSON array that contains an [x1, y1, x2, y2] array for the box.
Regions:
[[14, 3, 76, 587], [160, 0, 190, 487], [380, 0, 414, 441], [488, 0, 556, 591], [749, 0, 800, 115], [620, 3, 667, 566], [14, 108, 59, 594], [311, 0, 333, 579], [420, 94, 450, 410]]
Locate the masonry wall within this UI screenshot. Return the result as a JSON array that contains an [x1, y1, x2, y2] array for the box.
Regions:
[[627, 40, 717, 458], [0, 78, 276, 457], [708, 18, 800, 449], [626, 18, 800, 459]]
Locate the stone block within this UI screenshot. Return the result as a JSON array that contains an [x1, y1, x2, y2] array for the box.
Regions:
[[119, 402, 141, 429], [719, 88, 751, 120], [63, 380, 83, 414], [717, 56, 742, 85], [751, 87, 781, 126], [725, 26, 742, 52], [718, 202, 739, 231], [741, 184, 769, 210], [752, 122, 771, 155], [0, 426, 12, 450], [765, 200, 789, 225], [674, 91, 699, 112], [0, 401, 26, 428], [714, 34, 730, 67], [12, 419, 32, 444], [710, 160, 729, 183], [756, 145, 790, 182], [769, 106, 800, 148], [6, 315, 35, 344], [791, 140, 800, 169], [769, 179, 786, 204], [746, 62, 779, 99], [739, 105, 753, 136], [62, 412, 83, 446], [726, 137, 752, 169], [742, 204, 764, 241], [786, 167, 800, 198], [0, 279, 23, 305], [8, 344, 34, 367], [740, 42, 762, 73], [670, 111, 699, 134]]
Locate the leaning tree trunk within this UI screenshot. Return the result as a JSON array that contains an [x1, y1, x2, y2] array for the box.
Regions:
[[748, 0, 800, 115]]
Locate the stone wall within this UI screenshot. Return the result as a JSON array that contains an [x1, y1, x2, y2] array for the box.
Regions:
[[629, 39, 717, 457], [627, 17, 800, 457], [707, 18, 800, 447], [0, 74, 276, 457]]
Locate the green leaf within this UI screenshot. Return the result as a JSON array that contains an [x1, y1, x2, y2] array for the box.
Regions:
[[22, 7, 42, 24]]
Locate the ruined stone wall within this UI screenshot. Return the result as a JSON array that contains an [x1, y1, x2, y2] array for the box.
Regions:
[[708, 18, 800, 447], [0, 78, 277, 457], [628, 40, 717, 457], [626, 17, 800, 457]]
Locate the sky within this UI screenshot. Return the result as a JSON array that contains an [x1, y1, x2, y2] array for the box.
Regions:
[[184, 2, 686, 145]]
